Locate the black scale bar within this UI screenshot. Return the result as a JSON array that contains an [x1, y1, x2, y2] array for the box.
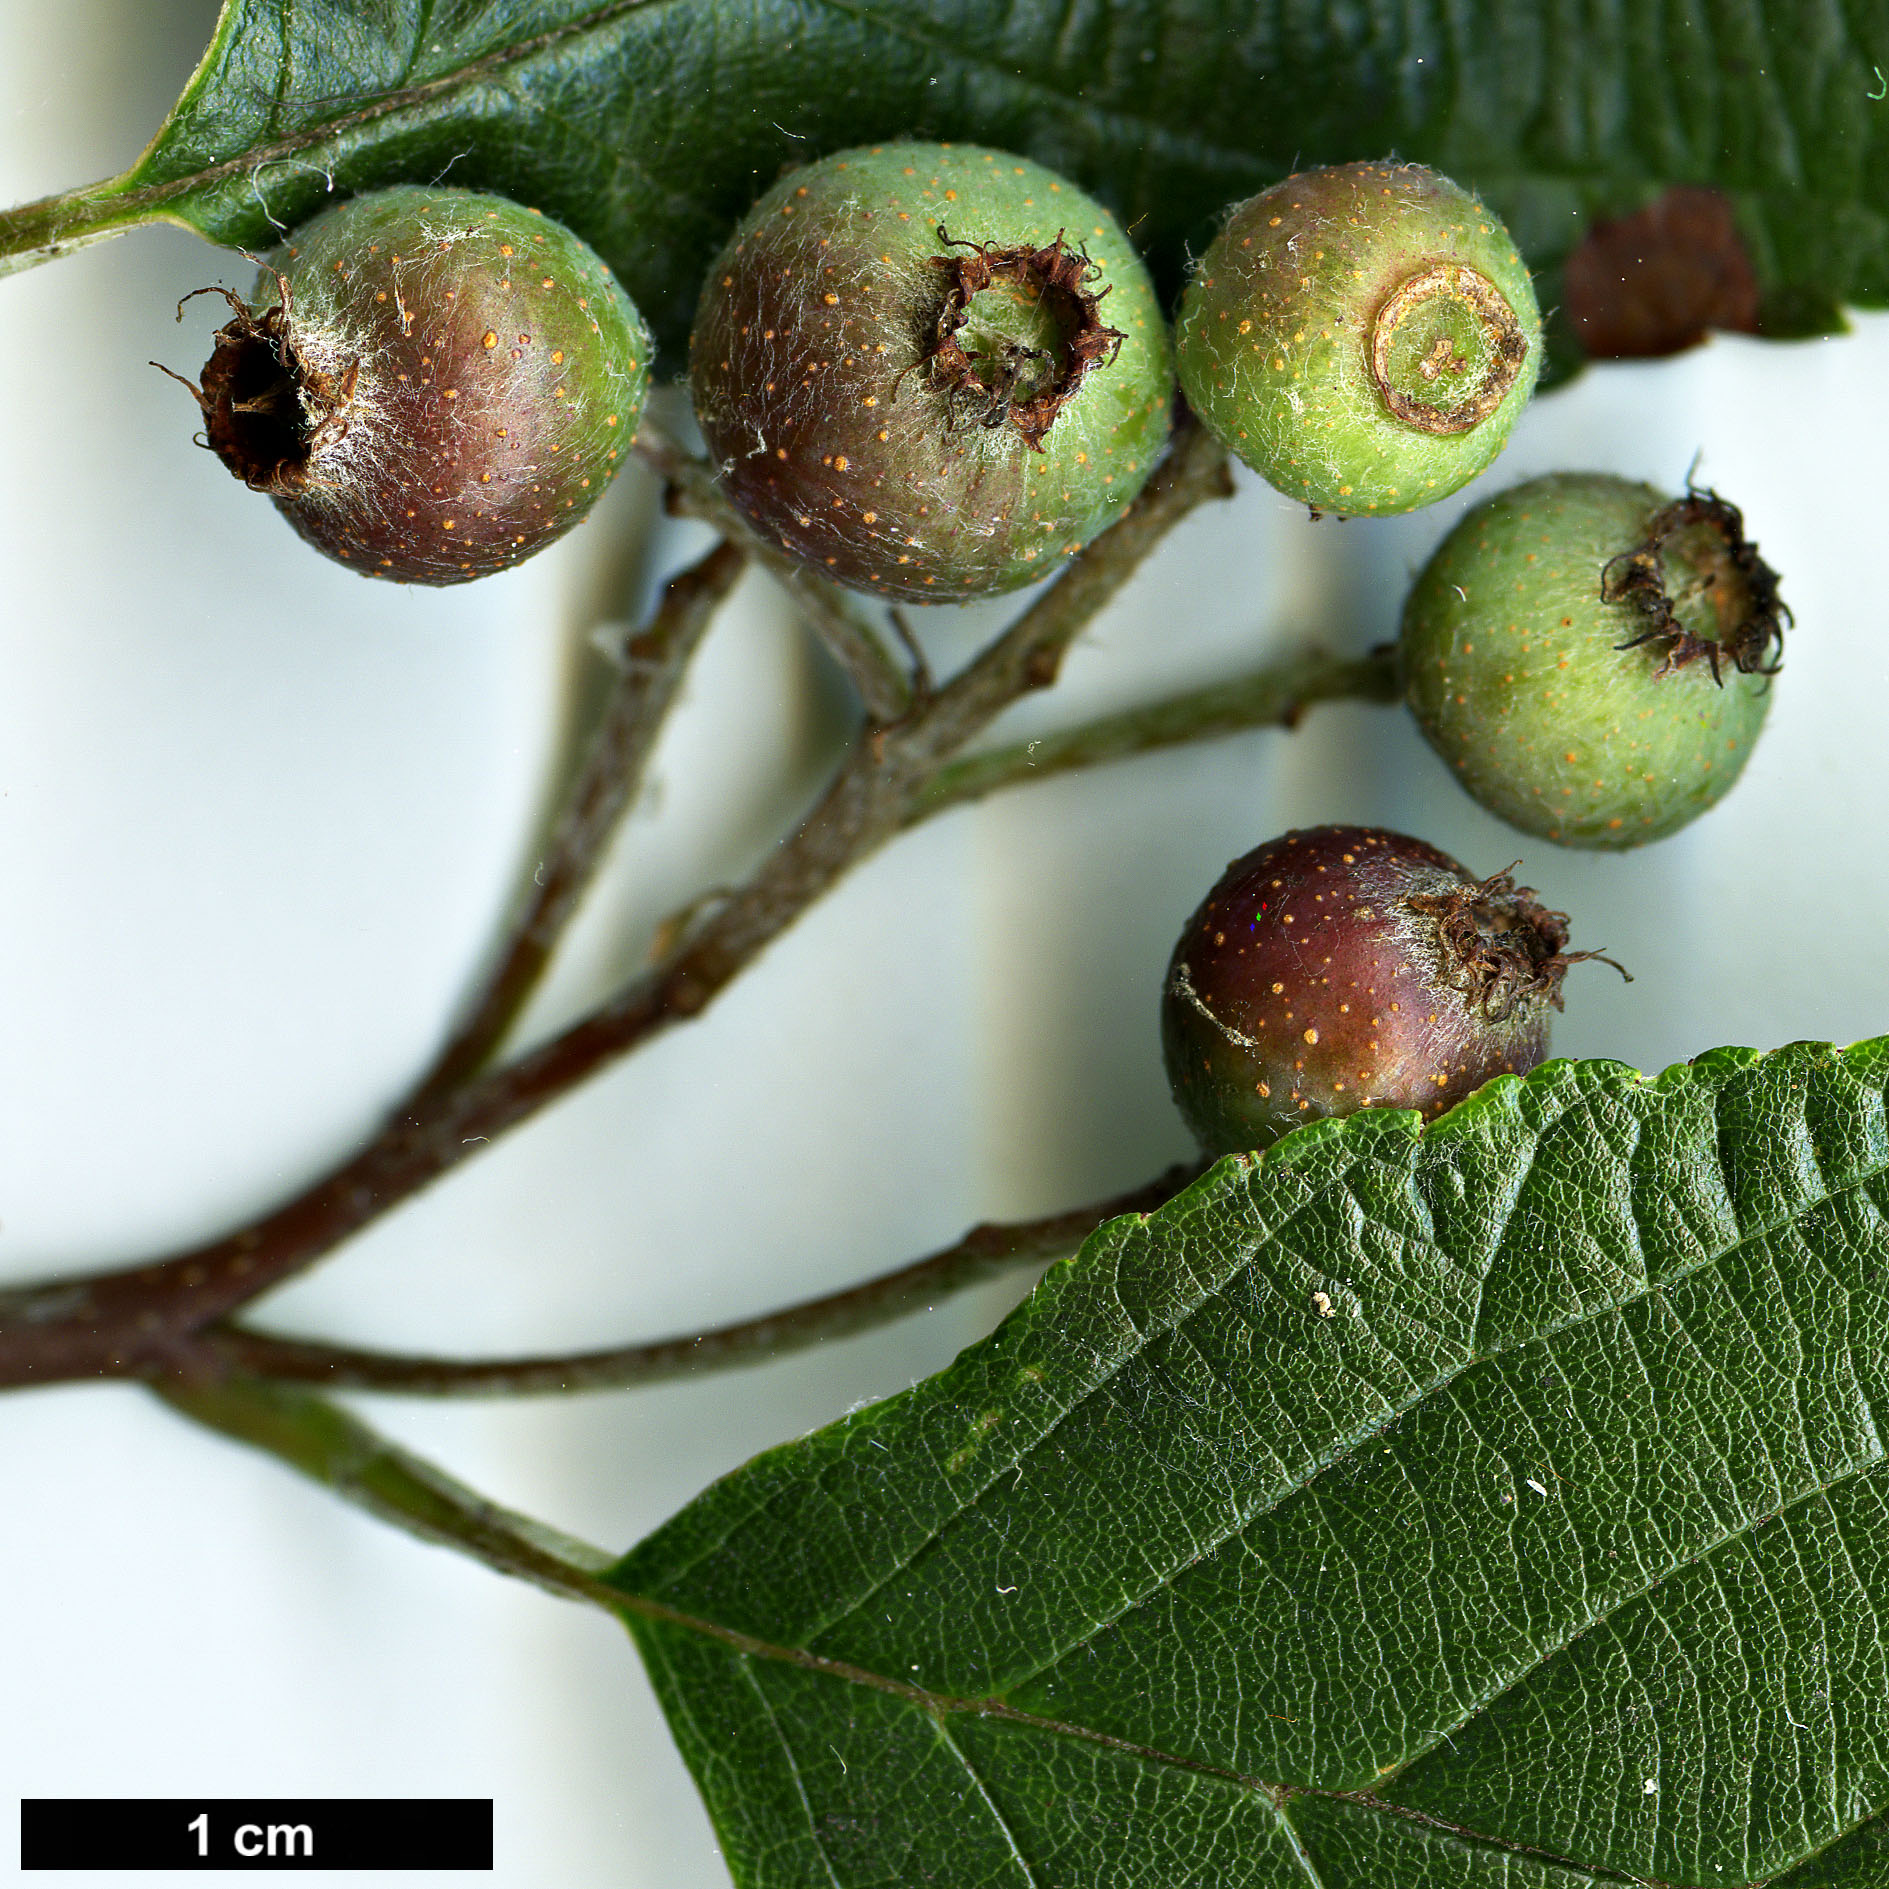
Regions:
[[20, 1799, 493, 1870]]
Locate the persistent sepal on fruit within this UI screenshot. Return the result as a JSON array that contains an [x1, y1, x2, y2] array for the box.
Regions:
[[1401, 472, 1786, 847], [689, 142, 1174, 601], [1175, 162, 1542, 514], [1162, 825, 1613, 1156], [174, 186, 652, 583]]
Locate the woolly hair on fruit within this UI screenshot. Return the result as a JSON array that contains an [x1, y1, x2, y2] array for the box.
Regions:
[[1161, 825, 1611, 1156], [175, 186, 652, 584], [1401, 472, 1786, 849], [689, 142, 1174, 602], [1175, 162, 1541, 515]]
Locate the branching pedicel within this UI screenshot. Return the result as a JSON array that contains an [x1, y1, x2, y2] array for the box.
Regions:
[[0, 0, 1856, 1870], [0, 412, 1244, 1392]]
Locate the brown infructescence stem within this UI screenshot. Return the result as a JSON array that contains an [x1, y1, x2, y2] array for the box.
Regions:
[[639, 421, 917, 723], [0, 534, 734, 1386], [908, 642, 1405, 822], [205, 1163, 1203, 1395], [422, 536, 747, 1096], [0, 416, 1231, 1392]]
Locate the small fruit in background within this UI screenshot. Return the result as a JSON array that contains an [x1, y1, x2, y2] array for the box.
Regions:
[[1162, 825, 1619, 1157], [169, 186, 652, 584], [1401, 472, 1786, 848], [1175, 161, 1541, 515], [689, 141, 1174, 601]]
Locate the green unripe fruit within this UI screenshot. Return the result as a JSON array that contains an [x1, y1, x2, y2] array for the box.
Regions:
[[690, 142, 1174, 601], [1175, 162, 1542, 514], [1401, 473, 1787, 848], [181, 187, 652, 583]]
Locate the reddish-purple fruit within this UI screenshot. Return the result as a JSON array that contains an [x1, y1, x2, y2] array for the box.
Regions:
[[1162, 825, 1617, 1155], [172, 186, 652, 583], [690, 142, 1174, 601]]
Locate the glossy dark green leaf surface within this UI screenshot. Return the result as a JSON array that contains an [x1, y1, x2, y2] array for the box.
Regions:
[[5, 0, 1888, 367], [611, 1041, 1889, 1886]]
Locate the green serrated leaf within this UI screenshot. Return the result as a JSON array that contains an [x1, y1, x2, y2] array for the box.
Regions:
[[607, 1041, 1889, 1887], [4, 0, 1888, 370]]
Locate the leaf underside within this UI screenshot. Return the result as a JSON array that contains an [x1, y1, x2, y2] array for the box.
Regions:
[[7, 0, 1889, 373], [610, 1039, 1889, 1887]]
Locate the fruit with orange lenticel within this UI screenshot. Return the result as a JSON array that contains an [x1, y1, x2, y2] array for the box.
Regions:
[[1161, 824, 1620, 1155]]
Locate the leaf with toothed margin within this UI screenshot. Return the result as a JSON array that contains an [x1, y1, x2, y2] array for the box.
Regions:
[[2, 0, 1888, 377], [606, 1038, 1889, 1886]]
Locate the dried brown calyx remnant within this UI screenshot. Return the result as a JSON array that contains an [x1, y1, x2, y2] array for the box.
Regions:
[[158, 280, 359, 495], [917, 226, 1124, 449], [1369, 263, 1531, 436], [1564, 187, 1761, 360], [1602, 489, 1789, 682], [1406, 868, 1628, 1022]]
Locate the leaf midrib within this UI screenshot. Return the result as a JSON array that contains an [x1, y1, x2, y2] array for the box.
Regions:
[[631, 1571, 1658, 1883], [133, 0, 662, 198], [632, 1485, 1889, 1889], [128, 0, 1253, 211], [612, 1084, 1889, 1879], [642, 1553, 1882, 1888]]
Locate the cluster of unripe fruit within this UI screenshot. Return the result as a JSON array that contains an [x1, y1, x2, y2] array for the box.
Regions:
[[175, 143, 1790, 1157]]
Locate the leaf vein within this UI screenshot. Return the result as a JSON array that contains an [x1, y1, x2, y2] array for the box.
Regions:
[[1388, 1461, 1889, 1791], [933, 1718, 1045, 1887], [739, 1655, 848, 1889]]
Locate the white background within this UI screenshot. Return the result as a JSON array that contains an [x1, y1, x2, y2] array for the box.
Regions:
[[4, 2, 1888, 1884]]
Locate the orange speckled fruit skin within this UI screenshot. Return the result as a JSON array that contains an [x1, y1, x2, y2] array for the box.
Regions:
[[1175, 161, 1540, 515], [690, 142, 1173, 601], [254, 187, 650, 584], [1162, 826, 1554, 1156], [1402, 473, 1773, 847]]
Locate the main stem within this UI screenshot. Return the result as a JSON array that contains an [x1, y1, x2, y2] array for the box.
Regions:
[[0, 418, 1408, 1399], [0, 419, 1233, 1389]]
